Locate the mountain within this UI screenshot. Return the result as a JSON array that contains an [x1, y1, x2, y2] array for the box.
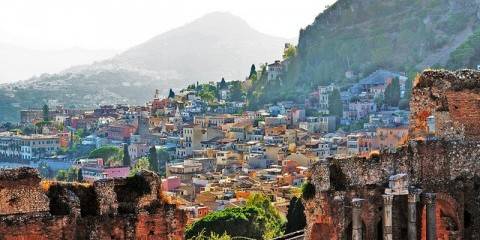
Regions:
[[0, 43, 118, 84], [0, 12, 289, 122], [109, 11, 288, 83], [252, 0, 480, 104]]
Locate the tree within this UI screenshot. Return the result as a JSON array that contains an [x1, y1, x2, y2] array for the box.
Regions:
[[249, 64, 257, 79], [301, 182, 315, 200], [384, 77, 400, 107], [157, 148, 170, 176], [149, 146, 159, 172], [42, 104, 49, 122], [219, 77, 227, 89], [245, 193, 285, 239], [189, 230, 231, 240], [283, 44, 297, 59], [123, 144, 131, 167], [77, 168, 84, 182], [328, 89, 343, 119], [56, 167, 79, 182], [56, 170, 67, 181], [229, 81, 244, 102], [285, 197, 306, 233], [129, 157, 151, 176], [88, 145, 123, 166], [185, 207, 269, 240], [168, 89, 175, 98]]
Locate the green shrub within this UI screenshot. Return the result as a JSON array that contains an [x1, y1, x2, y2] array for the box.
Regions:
[[185, 207, 267, 239], [301, 182, 316, 200]]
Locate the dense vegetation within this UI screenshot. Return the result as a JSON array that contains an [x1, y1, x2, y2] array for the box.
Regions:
[[185, 193, 285, 239], [250, 0, 480, 107], [285, 197, 306, 234], [88, 145, 123, 166], [447, 26, 480, 69]]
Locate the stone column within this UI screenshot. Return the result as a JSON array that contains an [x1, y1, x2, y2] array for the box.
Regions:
[[425, 193, 436, 240], [352, 198, 364, 240], [407, 192, 419, 240], [383, 194, 393, 240]]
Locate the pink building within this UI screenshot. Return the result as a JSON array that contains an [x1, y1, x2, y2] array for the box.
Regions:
[[77, 158, 129, 182], [104, 167, 130, 178], [161, 176, 181, 192]]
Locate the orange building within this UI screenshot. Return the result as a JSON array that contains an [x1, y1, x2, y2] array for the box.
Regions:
[[376, 126, 409, 151]]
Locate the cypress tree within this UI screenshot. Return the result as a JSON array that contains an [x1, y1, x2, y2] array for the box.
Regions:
[[77, 168, 83, 182], [168, 89, 175, 98], [249, 64, 256, 79], [328, 89, 343, 119], [285, 197, 306, 233], [123, 144, 131, 167], [219, 77, 227, 89], [149, 146, 158, 172], [42, 104, 49, 122], [385, 77, 400, 107]]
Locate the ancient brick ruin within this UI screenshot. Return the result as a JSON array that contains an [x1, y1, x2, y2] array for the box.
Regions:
[[0, 167, 187, 239], [306, 70, 480, 240]]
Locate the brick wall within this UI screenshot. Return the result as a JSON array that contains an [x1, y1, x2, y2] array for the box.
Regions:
[[0, 168, 187, 240]]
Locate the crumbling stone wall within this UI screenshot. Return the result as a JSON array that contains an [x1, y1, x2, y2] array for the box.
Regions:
[[410, 69, 480, 140], [306, 69, 480, 240], [0, 167, 187, 240], [306, 140, 480, 239], [0, 168, 49, 215]]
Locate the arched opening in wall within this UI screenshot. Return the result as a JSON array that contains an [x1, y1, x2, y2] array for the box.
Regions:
[[421, 195, 461, 240], [310, 223, 335, 240], [392, 195, 408, 239], [464, 209, 474, 238], [362, 222, 366, 240], [376, 219, 383, 240], [464, 210, 472, 229], [329, 164, 347, 191], [343, 222, 352, 240]]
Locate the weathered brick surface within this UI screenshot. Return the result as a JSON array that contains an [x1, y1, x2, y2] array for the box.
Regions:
[[307, 69, 480, 240], [306, 140, 480, 239], [0, 169, 187, 240], [0, 168, 49, 216], [410, 69, 480, 140]]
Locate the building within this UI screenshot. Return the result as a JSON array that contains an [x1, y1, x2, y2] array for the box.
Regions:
[[128, 143, 150, 161], [267, 60, 283, 81], [318, 84, 336, 114], [376, 126, 408, 151], [105, 124, 136, 141]]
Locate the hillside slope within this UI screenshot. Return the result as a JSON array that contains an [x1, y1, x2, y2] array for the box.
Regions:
[[255, 0, 480, 104]]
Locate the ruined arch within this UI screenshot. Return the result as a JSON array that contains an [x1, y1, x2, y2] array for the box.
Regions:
[[421, 193, 461, 240], [376, 218, 383, 240]]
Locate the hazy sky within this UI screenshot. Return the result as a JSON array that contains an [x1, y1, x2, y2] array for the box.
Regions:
[[0, 0, 336, 51]]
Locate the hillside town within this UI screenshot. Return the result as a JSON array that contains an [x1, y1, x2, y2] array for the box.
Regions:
[[0, 45, 411, 225]]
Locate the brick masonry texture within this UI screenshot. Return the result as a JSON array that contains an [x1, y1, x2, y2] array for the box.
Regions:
[[306, 70, 480, 240], [0, 167, 187, 240]]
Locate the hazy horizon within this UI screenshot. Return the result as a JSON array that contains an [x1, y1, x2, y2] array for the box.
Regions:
[[0, 0, 336, 51]]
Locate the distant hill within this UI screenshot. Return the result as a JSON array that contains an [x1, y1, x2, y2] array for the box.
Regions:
[[0, 43, 117, 84], [0, 12, 289, 122], [252, 0, 480, 104], [110, 12, 289, 83]]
